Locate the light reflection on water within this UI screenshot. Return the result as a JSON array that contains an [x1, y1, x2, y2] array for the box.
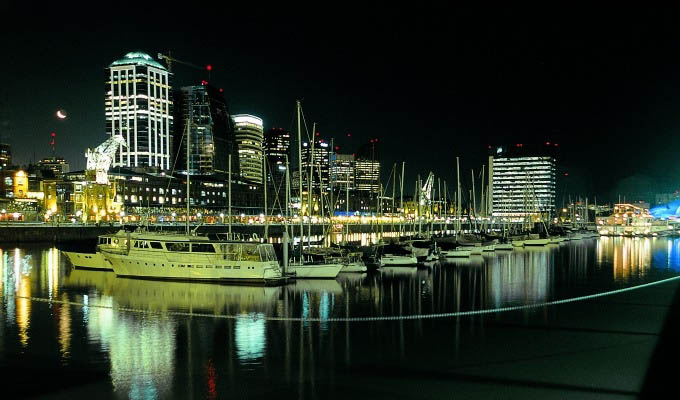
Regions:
[[1, 237, 680, 397]]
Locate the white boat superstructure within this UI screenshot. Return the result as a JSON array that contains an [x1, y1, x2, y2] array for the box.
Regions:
[[97, 231, 284, 284]]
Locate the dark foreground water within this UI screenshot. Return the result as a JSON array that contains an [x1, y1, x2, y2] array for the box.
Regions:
[[1, 237, 680, 399]]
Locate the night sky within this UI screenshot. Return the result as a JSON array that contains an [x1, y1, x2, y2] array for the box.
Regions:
[[2, 7, 680, 204]]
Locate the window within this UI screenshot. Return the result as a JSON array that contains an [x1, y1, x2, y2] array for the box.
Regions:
[[192, 243, 215, 253], [167, 242, 190, 252], [150, 242, 163, 249]]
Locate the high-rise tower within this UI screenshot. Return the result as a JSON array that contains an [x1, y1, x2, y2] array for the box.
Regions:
[[106, 51, 173, 170], [233, 114, 264, 184]]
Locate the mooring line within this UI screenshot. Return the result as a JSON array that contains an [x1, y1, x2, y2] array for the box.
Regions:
[[5, 275, 680, 322]]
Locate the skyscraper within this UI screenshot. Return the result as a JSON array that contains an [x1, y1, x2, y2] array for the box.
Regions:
[[106, 51, 173, 170], [355, 140, 380, 194], [489, 144, 557, 219], [173, 84, 238, 175], [330, 153, 355, 190], [301, 138, 331, 192], [264, 127, 291, 186], [233, 114, 264, 184]]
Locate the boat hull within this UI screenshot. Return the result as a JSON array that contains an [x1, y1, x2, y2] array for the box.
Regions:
[[102, 249, 283, 284], [524, 239, 549, 246], [62, 251, 111, 270], [441, 250, 472, 258], [340, 262, 368, 273], [289, 264, 343, 278], [381, 255, 418, 266]]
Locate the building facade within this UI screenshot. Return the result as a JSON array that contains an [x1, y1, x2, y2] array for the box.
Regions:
[[0, 143, 10, 170], [301, 138, 331, 192], [106, 51, 173, 170], [264, 127, 291, 186], [489, 145, 557, 219], [174, 84, 239, 175], [233, 114, 264, 184], [330, 153, 355, 190]]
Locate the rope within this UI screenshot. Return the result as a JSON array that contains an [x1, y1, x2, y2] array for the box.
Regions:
[[5, 275, 680, 323]]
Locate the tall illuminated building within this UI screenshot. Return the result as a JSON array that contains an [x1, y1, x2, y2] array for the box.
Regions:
[[174, 84, 238, 175], [489, 144, 557, 219], [301, 138, 331, 192], [330, 153, 355, 190], [0, 143, 11, 170], [355, 140, 380, 194], [233, 114, 264, 184], [264, 127, 291, 187], [106, 51, 173, 170]]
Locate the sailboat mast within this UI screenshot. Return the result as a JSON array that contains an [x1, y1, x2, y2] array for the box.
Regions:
[[296, 101, 304, 251], [456, 157, 461, 234], [186, 111, 191, 235], [307, 122, 316, 248], [264, 155, 268, 240], [228, 154, 232, 237], [400, 162, 405, 236]]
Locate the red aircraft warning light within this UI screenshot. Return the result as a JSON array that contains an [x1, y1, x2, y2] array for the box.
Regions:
[[206, 64, 213, 71]]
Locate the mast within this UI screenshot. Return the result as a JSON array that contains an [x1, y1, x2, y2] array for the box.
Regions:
[[228, 154, 232, 237], [456, 157, 461, 235], [400, 162, 405, 237], [307, 122, 316, 249], [296, 101, 304, 254], [471, 169, 476, 233], [264, 155, 268, 240], [186, 110, 191, 235], [392, 164, 396, 235]]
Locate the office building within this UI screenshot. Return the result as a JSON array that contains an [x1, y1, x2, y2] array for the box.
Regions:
[[489, 144, 557, 218], [301, 138, 331, 192], [106, 51, 173, 170], [38, 157, 70, 178], [330, 153, 355, 190], [264, 127, 291, 187], [0, 143, 11, 170], [233, 114, 264, 184], [174, 84, 239, 175]]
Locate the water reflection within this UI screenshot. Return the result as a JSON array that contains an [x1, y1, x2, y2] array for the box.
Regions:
[[1, 240, 680, 398], [235, 313, 266, 364], [597, 237, 653, 282]]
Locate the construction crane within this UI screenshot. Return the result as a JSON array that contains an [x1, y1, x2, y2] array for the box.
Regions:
[[157, 52, 212, 78]]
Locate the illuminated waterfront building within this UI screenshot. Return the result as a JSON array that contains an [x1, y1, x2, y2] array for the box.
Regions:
[[264, 127, 291, 187], [355, 140, 380, 194], [38, 157, 70, 178], [174, 84, 239, 175], [0, 143, 10, 170], [330, 153, 355, 190], [301, 138, 331, 192], [106, 51, 173, 170], [233, 115, 264, 184], [489, 144, 557, 218]]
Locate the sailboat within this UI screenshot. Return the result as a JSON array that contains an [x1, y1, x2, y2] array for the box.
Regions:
[[66, 106, 287, 285], [439, 157, 472, 258], [284, 100, 343, 279]]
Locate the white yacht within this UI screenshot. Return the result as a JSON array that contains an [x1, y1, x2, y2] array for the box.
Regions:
[[96, 231, 285, 285], [380, 254, 418, 266]]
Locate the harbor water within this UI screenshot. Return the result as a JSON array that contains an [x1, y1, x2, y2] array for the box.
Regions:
[[1, 236, 679, 398]]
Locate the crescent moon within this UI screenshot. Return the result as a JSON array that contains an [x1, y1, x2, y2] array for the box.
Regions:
[[56, 110, 67, 119]]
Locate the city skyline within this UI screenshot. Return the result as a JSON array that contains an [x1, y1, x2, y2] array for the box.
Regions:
[[3, 9, 680, 203]]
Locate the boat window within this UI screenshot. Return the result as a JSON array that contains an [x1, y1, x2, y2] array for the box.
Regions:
[[192, 243, 216, 253], [218, 244, 241, 261], [233, 266, 240, 269], [167, 242, 190, 252], [150, 242, 163, 249], [242, 245, 259, 261]]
